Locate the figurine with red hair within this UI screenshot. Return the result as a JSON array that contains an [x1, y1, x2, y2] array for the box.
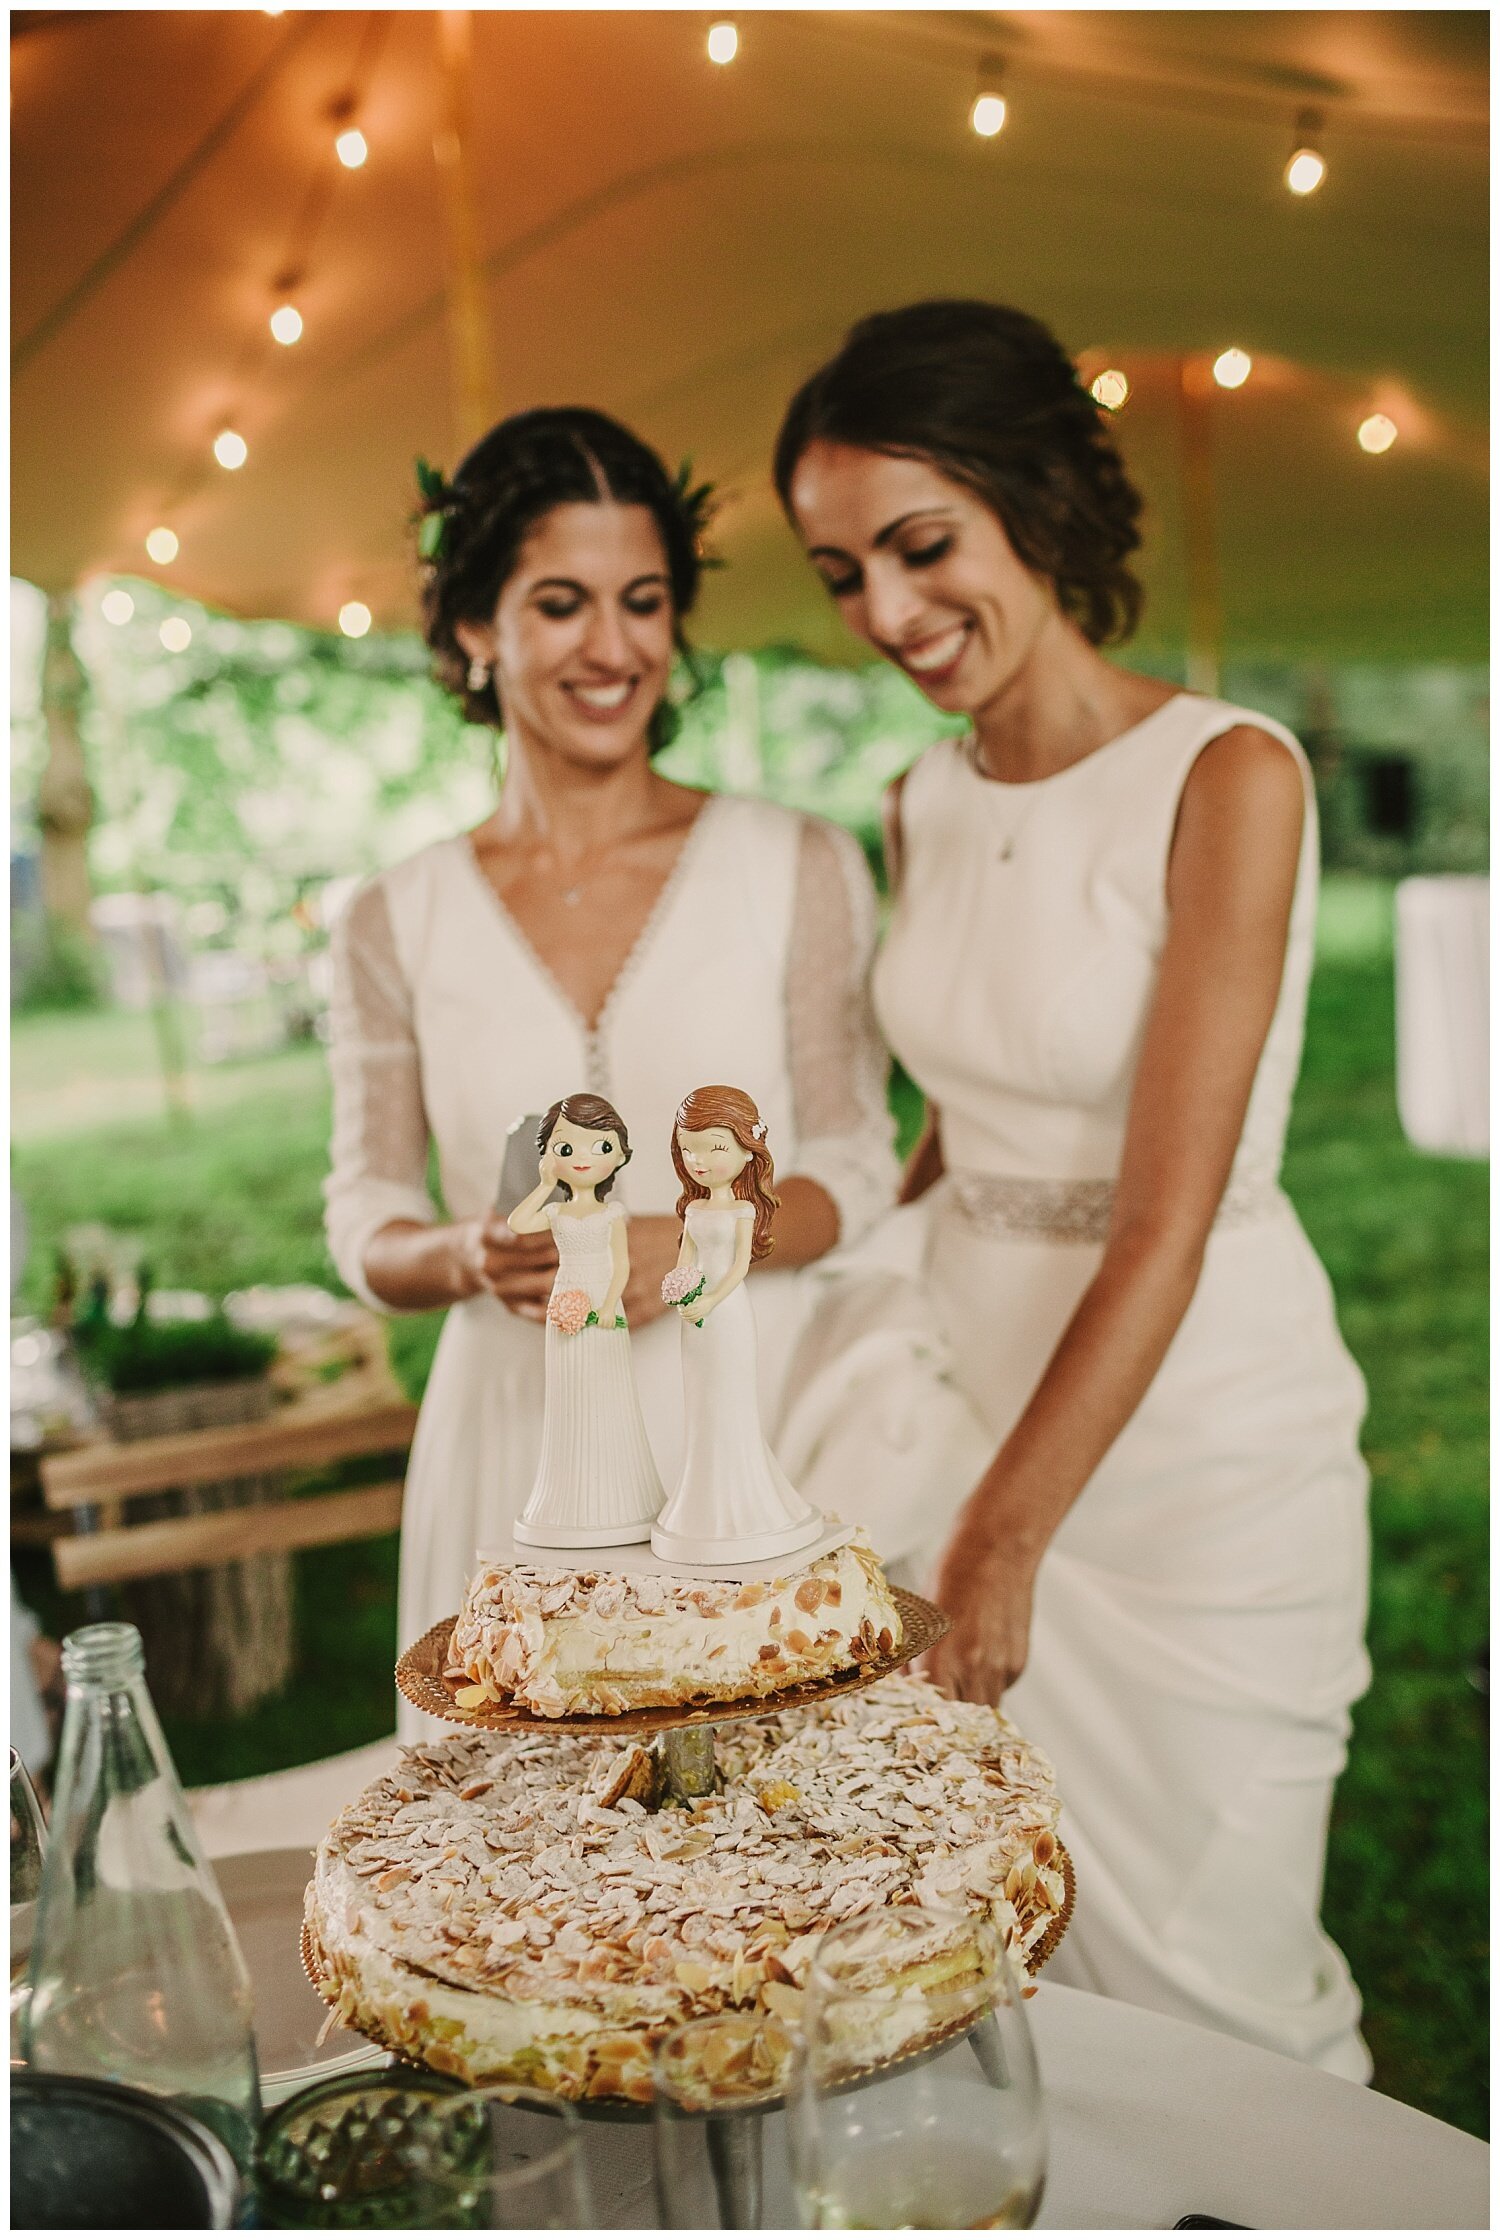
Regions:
[[653, 1085, 825, 1564]]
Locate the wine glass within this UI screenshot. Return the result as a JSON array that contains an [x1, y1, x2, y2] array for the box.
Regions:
[[407, 2081, 593, 2228], [653, 2010, 796, 2228], [790, 1904, 1046, 2230], [10, 1747, 47, 2060]]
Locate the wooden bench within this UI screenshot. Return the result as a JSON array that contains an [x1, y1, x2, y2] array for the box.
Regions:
[[40, 1314, 419, 1595]]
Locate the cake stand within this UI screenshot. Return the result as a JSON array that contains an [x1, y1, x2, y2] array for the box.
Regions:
[[395, 1584, 948, 1800], [312, 1592, 1073, 2225]]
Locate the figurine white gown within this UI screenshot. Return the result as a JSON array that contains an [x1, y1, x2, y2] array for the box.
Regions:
[[653, 1203, 822, 1563], [874, 695, 1372, 2080], [514, 1203, 663, 1547]]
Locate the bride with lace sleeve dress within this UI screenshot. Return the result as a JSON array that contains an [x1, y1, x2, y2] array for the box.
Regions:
[[320, 406, 912, 1736]]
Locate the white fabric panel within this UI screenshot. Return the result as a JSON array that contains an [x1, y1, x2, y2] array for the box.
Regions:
[[1395, 874, 1489, 1157]]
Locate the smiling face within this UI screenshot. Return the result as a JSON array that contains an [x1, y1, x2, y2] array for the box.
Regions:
[[458, 500, 676, 769], [546, 1117, 625, 1193], [786, 441, 1064, 718], [675, 1126, 751, 1192]]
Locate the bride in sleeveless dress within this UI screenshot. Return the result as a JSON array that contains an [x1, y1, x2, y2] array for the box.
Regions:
[[775, 302, 1372, 2080]]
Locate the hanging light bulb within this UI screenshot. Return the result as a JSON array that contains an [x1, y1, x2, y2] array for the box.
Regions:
[[159, 616, 193, 652], [269, 303, 303, 346], [1090, 369, 1130, 412], [706, 21, 738, 65], [970, 56, 1007, 138], [339, 601, 372, 639], [145, 526, 179, 565], [1357, 413, 1398, 455], [335, 126, 368, 169], [213, 428, 248, 470], [1284, 108, 1327, 196], [101, 589, 134, 626], [1211, 348, 1253, 391]]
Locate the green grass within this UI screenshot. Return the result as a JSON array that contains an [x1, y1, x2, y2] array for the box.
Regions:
[[9, 879, 1487, 2135]]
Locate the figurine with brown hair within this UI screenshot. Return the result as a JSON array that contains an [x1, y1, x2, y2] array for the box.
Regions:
[[508, 1092, 663, 1548], [653, 1086, 825, 1564]]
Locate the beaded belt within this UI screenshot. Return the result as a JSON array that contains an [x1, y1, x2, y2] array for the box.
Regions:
[[947, 1171, 1281, 1246]]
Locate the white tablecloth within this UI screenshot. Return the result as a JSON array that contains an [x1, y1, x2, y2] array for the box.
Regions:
[[192, 1748, 1488, 2230]]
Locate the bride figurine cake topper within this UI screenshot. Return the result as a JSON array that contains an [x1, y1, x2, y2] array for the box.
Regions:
[[652, 1085, 825, 1566], [508, 1093, 664, 1549]]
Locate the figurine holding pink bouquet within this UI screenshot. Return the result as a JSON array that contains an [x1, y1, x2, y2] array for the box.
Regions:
[[507, 1093, 663, 1548], [653, 1085, 825, 1565]]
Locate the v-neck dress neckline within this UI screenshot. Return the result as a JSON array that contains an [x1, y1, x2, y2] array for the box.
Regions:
[[456, 794, 721, 1076]]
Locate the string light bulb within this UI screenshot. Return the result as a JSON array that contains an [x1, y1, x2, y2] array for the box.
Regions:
[[1357, 413, 1398, 455], [269, 303, 303, 345], [339, 601, 372, 639], [335, 126, 368, 169], [145, 527, 179, 564], [101, 589, 134, 625], [706, 21, 738, 65], [1284, 109, 1327, 196], [1091, 369, 1130, 412], [970, 56, 1007, 138], [1211, 348, 1253, 391], [159, 617, 193, 652], [213, 428, 248, 470]]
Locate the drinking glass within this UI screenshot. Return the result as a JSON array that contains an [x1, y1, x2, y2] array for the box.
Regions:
[[653, 2010, 797, 2228], [407, 2082, 592, 2228], [790, 1905, 1046, 2229], [10, 1746, 47, 2059]]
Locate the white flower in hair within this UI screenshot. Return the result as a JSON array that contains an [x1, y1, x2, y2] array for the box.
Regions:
[[750, 1120, 766, 1139]]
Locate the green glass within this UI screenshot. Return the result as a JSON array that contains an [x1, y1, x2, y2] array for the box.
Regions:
[[22, 1622, 262, 2169], [255, 2068, 473, 2228]]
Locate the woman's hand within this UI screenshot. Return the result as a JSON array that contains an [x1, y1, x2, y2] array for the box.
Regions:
[[455, 1216, 558, 1321], [618, 1216, 681, 1329], [924, 1499, 1042, 1706], [537, 1146, 560, 1188]]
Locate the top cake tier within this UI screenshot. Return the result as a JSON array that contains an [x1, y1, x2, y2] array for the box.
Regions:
[[447, 1533, 903, 1718]]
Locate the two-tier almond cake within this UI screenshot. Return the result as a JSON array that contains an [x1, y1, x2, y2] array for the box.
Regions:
[[305, 1674, 1067, 2101]]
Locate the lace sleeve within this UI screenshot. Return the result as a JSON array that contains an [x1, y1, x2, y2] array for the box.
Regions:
[[322, 876, 440, 1311], [785, 817, 899, 1247]]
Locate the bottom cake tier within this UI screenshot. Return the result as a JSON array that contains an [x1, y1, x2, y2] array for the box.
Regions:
[[305, 1675, 1069, 2102]]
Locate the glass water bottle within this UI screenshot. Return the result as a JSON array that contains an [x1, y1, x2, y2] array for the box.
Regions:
[[22, 1622, 262, 2168]]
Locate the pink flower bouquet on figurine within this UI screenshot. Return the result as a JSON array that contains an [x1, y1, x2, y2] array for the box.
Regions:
[[661, 1267, 706, 1315], [547, 1288, 594, 1335]]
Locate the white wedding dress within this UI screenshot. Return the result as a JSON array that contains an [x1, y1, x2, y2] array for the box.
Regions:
[[513, 1203, 663, 1547], [874, 695, 1372, 2079], [653, 1202, 822, 1564]]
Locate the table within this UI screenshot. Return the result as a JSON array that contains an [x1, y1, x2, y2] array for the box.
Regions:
[[192, 1759, 1488, 2229]]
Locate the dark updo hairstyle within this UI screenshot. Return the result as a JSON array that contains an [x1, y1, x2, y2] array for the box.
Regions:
[[773, 300, 1144, 647], [536, 1092, 631, 1199], [418, 406, 715, 748]]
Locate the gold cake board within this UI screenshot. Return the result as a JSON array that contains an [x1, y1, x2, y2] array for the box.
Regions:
[[395, 1585, 948, 1735]]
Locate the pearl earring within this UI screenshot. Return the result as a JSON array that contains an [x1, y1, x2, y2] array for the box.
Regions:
[[467, 656, 491, 692]]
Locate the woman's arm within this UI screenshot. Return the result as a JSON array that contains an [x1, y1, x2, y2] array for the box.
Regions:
[[780, 816, 902, 1260], [899, 1106, 945, 1203], [324, 879, 456, 1311], [927, 727, 1306, 1704]]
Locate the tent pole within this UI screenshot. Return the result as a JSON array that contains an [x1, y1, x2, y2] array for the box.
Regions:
[[434, 9, 495, 452], [1176, 356, 1222, 698], [37, 591, 96, 938]]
